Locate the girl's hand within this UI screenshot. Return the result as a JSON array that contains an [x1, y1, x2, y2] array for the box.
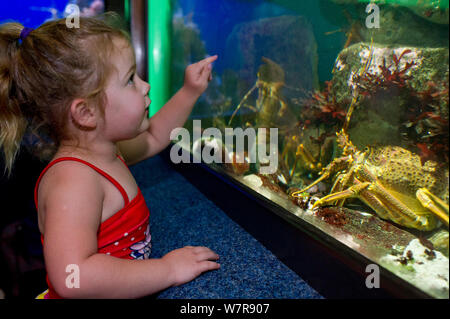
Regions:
[[183, 55, 218, 97], [162, 246, 220, 286]]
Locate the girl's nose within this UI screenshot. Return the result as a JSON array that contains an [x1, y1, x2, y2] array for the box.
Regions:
[[144, 82, 150, 96], [140, 79, 150, 96], [136, 74, 150, 95]]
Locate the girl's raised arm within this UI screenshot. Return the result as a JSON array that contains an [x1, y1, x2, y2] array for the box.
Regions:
[[118, 56, 217, 165]]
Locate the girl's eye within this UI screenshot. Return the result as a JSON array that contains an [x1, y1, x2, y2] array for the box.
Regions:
[[127, 73, 135, 85]]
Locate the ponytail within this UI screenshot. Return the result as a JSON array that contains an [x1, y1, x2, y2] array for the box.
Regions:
[[0, 23, 27, 177]]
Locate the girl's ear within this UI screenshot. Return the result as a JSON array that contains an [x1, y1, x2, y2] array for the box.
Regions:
[[69, 98, 98, 130]]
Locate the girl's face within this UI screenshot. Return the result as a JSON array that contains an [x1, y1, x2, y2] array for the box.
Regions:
[[102, 38, 151, 142]]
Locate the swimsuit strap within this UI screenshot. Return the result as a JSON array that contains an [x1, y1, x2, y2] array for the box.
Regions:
[[34, 155, 130, 208]]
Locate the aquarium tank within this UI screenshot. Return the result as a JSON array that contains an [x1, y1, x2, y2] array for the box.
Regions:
[[165, 0, 449, 298], [0, 1, 105, 27]]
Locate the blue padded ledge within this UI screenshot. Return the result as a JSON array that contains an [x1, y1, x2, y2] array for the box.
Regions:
[[129, 155, 323, 299]]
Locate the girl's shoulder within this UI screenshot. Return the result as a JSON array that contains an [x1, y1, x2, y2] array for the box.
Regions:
[[36, 155, 106, 235], [39, 155, 105, 198], [42, 155, 101, 181]]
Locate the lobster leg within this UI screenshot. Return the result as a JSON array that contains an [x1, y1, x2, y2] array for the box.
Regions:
[[313, 181, 440, 231], [363, 184, 440, 231], [290, 155, 353, 197], [416, 188, 449, 227], [333, 166, 358, 207], [312, 182, 371, 208], [329, 172, 346, 195]]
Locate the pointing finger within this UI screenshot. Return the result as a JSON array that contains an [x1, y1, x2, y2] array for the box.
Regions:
[[198, 55, 218, 68]]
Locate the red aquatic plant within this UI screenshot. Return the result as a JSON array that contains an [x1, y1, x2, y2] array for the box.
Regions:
[[301, 81, 348, 127], [353, 50, 449, 165], [409, 80, 449, 164], [416, 143, 438, 165], [356, 49, 415, 95], [315, 207, 348, 227], [409, 114, 449, 165], [414, 81, 449, 107]]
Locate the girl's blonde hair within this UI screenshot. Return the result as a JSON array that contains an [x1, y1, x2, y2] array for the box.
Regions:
[[0, 13, 130, 176]]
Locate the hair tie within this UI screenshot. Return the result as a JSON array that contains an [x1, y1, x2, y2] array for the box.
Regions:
[[19, 27, 34, 43]]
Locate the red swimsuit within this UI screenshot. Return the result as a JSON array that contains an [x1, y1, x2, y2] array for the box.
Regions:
[[34, 156, 151, 299]]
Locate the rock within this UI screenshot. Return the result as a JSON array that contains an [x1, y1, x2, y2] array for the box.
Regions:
[[331, 0, 449, 25], [381, 238, 449, 298], [429, 229, 449, 257], [408, 5, 449, 25], [224, 15, 319, 100], [359, 6, 449, 47], [331, 42, 449, 148]]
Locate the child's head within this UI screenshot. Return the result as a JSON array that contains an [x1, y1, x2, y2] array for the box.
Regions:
[[0, 14, 134, 175]]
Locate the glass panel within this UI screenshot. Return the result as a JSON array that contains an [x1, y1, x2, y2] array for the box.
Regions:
[[169, 0, 449, 298], [0, 1, 106, 27]]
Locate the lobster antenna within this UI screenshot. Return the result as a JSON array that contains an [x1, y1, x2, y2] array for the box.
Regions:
[[228, 84, 257, 126], [342, 37, 374, 133]]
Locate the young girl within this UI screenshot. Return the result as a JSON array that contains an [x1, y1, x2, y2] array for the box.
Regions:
[[0, 16, 220, 299]]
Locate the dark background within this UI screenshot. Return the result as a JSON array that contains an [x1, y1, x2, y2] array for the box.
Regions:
[[0, 0, 126, 299], [0, 149, 47, 298]]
